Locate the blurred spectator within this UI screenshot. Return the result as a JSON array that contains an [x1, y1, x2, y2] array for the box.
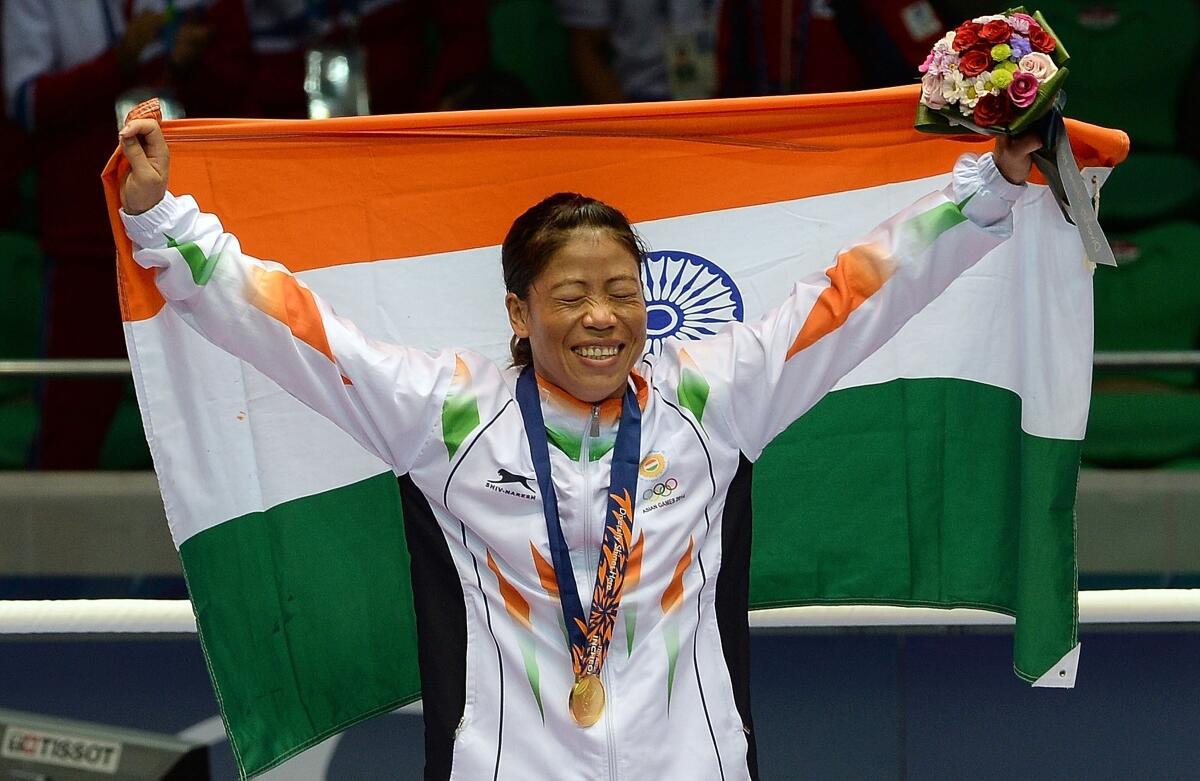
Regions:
[[359, 0, 490, 115], [557, 0, 719, 103], [243, 0, 312, 118], [439, 68, 537, 111], [0, 9, 29, 232], [244, 0, 491, 119], [719, 0, 945, 96], [558, 0, 944, 104], [2, 0, 250, 469], [0, 117, 29, 230]]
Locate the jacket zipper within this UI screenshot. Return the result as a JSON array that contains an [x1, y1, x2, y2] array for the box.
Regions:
[[579, 404, 597, 574], [604, 663, 618, 781], [580, 405, 618, 780]]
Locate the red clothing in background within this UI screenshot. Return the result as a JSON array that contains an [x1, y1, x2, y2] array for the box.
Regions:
[[718, 0, 944, 96], [4, 0, 249, 468]]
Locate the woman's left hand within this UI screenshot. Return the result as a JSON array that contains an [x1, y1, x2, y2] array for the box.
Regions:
[[993, 131, 1044, 185]]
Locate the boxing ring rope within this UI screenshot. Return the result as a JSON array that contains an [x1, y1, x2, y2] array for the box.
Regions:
[[0, 359, 132, 377], [3, 353, 1199, 378], [2, 591, 1197, 634]]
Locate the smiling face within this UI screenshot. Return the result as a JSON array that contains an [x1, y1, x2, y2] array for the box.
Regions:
[[506, 228, 647, 403]]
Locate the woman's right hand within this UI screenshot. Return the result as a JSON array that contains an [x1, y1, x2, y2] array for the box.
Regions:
[[118, 118, 170, 215]]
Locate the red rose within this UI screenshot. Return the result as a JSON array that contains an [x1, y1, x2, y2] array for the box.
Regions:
[[974, 92, 1015, 128], [1028, 25, 1057, 53], [953, 21, 982, 51], [959, 48, 991, 78], [979, 19, 1013, 43]]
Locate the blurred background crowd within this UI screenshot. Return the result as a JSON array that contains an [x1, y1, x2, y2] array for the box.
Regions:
[[0, 0, 1198, 473]]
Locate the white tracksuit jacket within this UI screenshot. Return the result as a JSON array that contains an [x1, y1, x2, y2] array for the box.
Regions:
[[121, 152, 1023, 780]]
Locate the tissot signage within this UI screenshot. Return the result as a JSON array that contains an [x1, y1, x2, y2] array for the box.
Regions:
[[2, 726, 122, 774]]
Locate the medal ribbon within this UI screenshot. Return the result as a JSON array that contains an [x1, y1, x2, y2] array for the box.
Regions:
[[515, 366, 641, 679]]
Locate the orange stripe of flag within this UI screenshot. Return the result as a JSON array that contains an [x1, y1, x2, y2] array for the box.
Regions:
[[105, 87, 1128, 324]]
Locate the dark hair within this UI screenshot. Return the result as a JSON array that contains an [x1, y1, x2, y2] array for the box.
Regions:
[[502, 192, 645, 366]]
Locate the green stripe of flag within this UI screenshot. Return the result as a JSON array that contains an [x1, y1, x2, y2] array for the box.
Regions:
[[179, 472, 420, 776], [751, 377, 1078, 680]]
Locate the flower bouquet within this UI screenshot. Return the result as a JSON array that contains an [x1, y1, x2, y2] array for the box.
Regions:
[[915, 7, 1070, 136]]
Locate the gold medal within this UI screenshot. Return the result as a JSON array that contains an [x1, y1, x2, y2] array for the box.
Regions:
[[568, 674, 605, 727]]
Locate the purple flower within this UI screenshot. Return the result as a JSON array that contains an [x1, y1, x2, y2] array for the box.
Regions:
[[1010, 35, 1032, 59], [1008, 70, 1039, 108], [924, 47, 956, 77]]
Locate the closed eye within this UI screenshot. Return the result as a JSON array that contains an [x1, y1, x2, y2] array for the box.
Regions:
[[609, 287, 642, 299]]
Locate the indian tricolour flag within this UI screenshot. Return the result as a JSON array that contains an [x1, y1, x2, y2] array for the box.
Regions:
[[103, 86, 1127, 777]]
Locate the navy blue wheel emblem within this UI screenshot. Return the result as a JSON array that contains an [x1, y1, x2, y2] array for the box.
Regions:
[[641, 250, 744, 354]]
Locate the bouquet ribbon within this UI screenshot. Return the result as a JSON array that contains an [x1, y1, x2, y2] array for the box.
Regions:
[[935, 95, 1116, 268], [1029, 98, 1117, 267]]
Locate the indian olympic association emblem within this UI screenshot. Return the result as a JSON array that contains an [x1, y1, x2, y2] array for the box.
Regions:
[[640, 251, 744, 354], [639, 452, 667, 479]]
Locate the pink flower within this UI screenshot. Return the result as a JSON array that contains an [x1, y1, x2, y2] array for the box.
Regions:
[[1008, 12, 1036, 34], [920, 51, 934, 73], [920, 72, 948, 110], [1008, 71, 1039, 108]]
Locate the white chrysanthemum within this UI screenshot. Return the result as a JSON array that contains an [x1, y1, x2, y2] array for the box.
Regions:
[[942, 70, 969, 103], [973, 74, 1000, 97]]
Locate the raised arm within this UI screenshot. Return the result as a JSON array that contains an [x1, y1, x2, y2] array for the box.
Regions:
[[118, 119, 457, 473], [658, 136, 1041, 460]]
